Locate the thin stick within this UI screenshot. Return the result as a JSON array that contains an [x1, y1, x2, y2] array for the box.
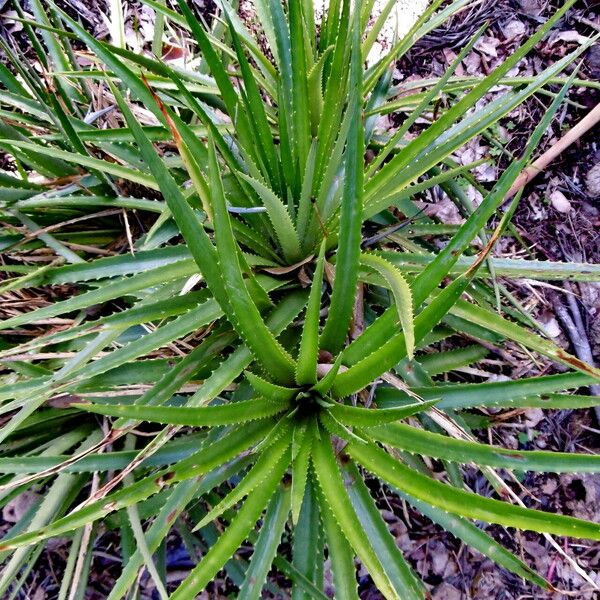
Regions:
[[506, 102, 600, 199]]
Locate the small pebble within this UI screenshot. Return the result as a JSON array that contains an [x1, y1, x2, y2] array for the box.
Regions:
[[586, 163, 600, 198], [549, 189, 572, 213]]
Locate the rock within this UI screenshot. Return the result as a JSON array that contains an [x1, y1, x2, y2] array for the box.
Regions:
[[549, 190, 572, 213], [524, 407, 544, 428], [539, 314, 562, 339], [475, 36, 500, 58], [541, 478, 559, 495], [429, 540, 450, 576], [504, 19, 527, 40], [586, 162, 600, 198], [586, 44, 600, 80], [2, 491, 41, 523], [432, 582, 462, 600], [517, 0, 544, 16]]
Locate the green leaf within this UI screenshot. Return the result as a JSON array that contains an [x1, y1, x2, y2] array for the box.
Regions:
[[0, 421, 273, 551], [319, 4, 364, 353], [226, 15, 280, 190], [108, 84, 233, 316], [451, 299, 600, 380], [333, 274, 472, 398], [174, 0, 242, 124], [296, 241, 326, 385], [205, 136, 296, 383], [319, 492, 359, 599], [170, 442, 289, 599], [288, 0, 311, 173], [375, 372, 598, 411], [236, 172, 302, 262], [106, 457, 254, 600], [76, 397, 289, 427], [416, 345, 489, 376], [379, 252, 600, 283], [396, 489, 549, 589], [368, 422, 600, 473], [312, 353, 344, 396], [0, 139, 155, 188], [330, 399, 439, 427], [291, 423, 313, 526], [245, 371, 297, 403], [347, 439, 600, 540], [340, 461, 425, 600], [0, 432, 206, 473], [311, 434, 398, 599], [194, 435, 291, 531], [238, 483, 291, 600], [360, 253, 414, 359], [291, 474, 324, 600]]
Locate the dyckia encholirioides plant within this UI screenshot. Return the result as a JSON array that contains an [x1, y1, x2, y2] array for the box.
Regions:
[[0, 0, 600, 597]]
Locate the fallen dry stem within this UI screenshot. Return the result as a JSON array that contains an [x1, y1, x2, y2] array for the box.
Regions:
[[506, 102, 600, 199]]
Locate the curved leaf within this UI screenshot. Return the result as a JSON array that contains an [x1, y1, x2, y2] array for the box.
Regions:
[[319, 4, 364, 353], [170, 445, 289, 599], [348, 439, 600, 540], [330, 399, 438, 427], [359, 252, 414, 358], [238, 483, 291, 600], [369, 422, 600, 473], [311, 434, 398, 599], [194, 435, 291, 531], [207, 137, 296, 383], [237, 172, 302, 262], [76, 397, 289, 427], [296, 241, 326, 386], [245, 371, 297, 403], [340, 461, 425, 600]]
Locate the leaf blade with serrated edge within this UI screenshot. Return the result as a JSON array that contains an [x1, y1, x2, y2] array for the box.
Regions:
[[367, 422, 600, 473], [395, 488, 549, 589], [347, 439, 600, 540], [329, 399, 439, 427], [342, 65, 590, 376], [291, 473, 324, 600], [206, 136, 296, 383], [360, 252, 414, 359], [194, 435, 291, 531], [226, 13, 281, 191], [319, 490, 360, 599], [245, 371, 297, 403], [291, 422, 313, 525], [296, 241, 327, 386], [107, 84, 234, 317], [169, 445, 290, 599], [365, 0, 579, 208], [238, 482, 291, 600], [360, 371, 597, 412], [311, 433, 398, 599], [336, 74, 590, 396], [76, 397, 288, 427], [0, 421, 273, 552], [340, 461, 425, 600], [237, 172, 302, 263], [319, 2, 363, 353]]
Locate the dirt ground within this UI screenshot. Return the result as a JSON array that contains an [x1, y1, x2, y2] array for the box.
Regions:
[[0, 0, 599, 598]]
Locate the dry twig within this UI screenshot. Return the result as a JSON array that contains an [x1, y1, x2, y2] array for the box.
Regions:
[[506, 102, 600, 199]]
